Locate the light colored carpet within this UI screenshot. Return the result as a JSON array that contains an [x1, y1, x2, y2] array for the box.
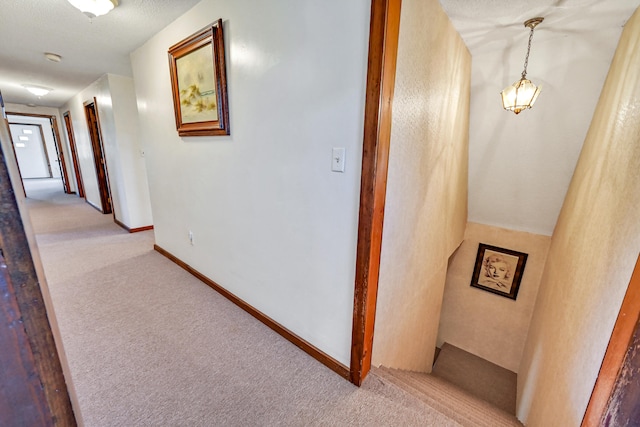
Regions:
[[432, 343, 517, 415], [374, 367, 522, 427], [24, 179, 464, 426]]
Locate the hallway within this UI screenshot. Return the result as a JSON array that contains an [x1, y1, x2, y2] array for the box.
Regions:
[[24, 180, 459, 426]]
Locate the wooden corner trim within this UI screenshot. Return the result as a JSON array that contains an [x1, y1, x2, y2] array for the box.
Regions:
[[113, 219, 153, 234], [129, 225, 154, 233], [49, 116, 72, 194], [153, 244, 350, 381], [582, 255, 640, 426], [350, 0, 402, 387]]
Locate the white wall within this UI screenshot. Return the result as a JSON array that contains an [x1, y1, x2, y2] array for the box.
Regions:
[[517, 7, 640, 425], [371, 0, 471, 372], [437, 222, 550, 372], [61, 74, 153, 229], [131, 0, 370, 365], [107, 74, 153, 229]]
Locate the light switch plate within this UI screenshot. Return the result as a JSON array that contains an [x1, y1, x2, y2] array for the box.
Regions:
[[332, 147, 345, 172]]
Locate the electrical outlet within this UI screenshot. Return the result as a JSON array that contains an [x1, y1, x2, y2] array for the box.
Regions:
[[188, 230, 194, 245]]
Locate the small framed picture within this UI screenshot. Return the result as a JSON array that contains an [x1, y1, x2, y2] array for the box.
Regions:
[[470, 243, 528, 300], [168, 19, 230, 137]]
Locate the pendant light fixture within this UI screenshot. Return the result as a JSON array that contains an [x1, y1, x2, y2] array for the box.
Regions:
[[501, 17, 544, 115]]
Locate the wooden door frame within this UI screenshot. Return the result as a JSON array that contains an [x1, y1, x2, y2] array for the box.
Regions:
[[7, 112, 71, 193], [349, 0, 402, 386], [84, 99, 112, 215], [9, 122, 53, 178], [582, 254, 640, 425], [63, 111, 85, 198]]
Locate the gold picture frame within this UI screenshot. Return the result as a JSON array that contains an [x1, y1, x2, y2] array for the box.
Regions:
[[470, 243, 528, 300], [168, 19, 230, 137]]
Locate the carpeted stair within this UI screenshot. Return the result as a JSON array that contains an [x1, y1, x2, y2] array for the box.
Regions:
[[373, 367, 523, 427], [432, 343, 517, 414]]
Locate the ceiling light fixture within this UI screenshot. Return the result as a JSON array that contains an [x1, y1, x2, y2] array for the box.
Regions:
[[501, 17, 544, 115], [44, 52, 62, 62], [23, 85, 53, 97], [67, 0, 119, 19]]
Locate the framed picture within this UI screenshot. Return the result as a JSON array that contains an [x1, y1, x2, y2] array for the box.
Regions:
[[470, 243, 528, 300], [168, 19, 230, 137]]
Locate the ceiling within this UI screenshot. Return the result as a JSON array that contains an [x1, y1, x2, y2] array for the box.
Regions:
[[0, 0, 200, 107]]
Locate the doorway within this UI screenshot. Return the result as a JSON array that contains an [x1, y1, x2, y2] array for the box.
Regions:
[[63, 112, 85, 198], [6, 113, 71, 195], [84, 100, 112, 215], [8, 123, 52, 179]]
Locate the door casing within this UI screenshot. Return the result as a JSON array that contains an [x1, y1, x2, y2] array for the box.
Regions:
[[349, 0, 402, 386], [6, 112, 71, 193], [9, 123, 52, 179], [84, 99, 112, 215], [63, 111, 85, 198]]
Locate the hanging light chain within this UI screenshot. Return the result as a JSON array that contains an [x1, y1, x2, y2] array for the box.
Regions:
[[521, 25, 536, 80], [501, 17, 544, 114]]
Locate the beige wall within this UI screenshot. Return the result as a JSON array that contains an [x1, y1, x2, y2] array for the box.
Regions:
[[372, 0, 470, 372], [437, 222, 550, 372], [517, 7, 640, 426]]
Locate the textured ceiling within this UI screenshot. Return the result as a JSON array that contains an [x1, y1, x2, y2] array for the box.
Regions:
[[0, 0, 201, 107]]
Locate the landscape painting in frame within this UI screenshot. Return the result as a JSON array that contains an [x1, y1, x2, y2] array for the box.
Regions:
[[470, 243, 528, 300], [178, 44, 218, 124], [168, 19, 230, 136]]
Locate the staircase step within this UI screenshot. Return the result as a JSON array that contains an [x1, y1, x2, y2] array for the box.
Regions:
[[432, 343, 516, 414], [372, 367, 523, 427]]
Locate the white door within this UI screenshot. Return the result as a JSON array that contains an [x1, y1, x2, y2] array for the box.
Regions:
[[9, 123, 51, 178]]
